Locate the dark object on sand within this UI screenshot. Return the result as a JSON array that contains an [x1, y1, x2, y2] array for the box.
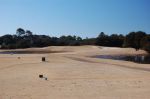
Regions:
[[45, 78, 48, 80], [18, 57, 20, 59], [39, 75, 43, 78], [39, 75, 48, 80], [42, 57, 46, 62]]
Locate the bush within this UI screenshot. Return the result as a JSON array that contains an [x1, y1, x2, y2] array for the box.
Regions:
[[141, 35, 150, 53]]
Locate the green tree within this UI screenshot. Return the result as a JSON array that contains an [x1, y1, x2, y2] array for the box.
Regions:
[[96, 32, 109, 46], [109, 34, 124, 47], [123, 32, 135, 48], [123, 31, 146, 50], [26, 30, 33, 36], [140, 35, 150, 53], [26, 30, 33, 47], [16, 28, 25, 37], [0, 34, 16, 49]]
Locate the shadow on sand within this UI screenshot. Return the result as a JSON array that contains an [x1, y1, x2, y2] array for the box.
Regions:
[[93, 55, 150, 64]]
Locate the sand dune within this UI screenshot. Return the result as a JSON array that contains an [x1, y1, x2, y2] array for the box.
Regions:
[[0, 46, 150, 99]]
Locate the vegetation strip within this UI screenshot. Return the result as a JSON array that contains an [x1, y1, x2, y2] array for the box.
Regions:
[[0, 28, 150, 53]]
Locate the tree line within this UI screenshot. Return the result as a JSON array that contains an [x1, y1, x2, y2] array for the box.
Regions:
[[0, 28, 150, 53]]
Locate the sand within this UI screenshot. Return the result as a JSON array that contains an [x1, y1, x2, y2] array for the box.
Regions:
[[0, 46, 150, 99]]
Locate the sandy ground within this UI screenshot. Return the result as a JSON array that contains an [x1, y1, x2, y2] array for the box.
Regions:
[[0, 46, 150, 99]]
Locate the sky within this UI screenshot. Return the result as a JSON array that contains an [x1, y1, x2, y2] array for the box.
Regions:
[[0, 0, 150, 38]]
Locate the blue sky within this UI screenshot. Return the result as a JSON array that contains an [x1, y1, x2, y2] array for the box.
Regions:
[[0, 0, 150, 38]]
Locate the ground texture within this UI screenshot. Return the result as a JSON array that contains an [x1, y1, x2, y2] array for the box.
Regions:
[[0, 46, 150, 99]]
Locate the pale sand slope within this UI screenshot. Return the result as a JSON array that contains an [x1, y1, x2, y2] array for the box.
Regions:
[[0, 46, 150, 99]]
